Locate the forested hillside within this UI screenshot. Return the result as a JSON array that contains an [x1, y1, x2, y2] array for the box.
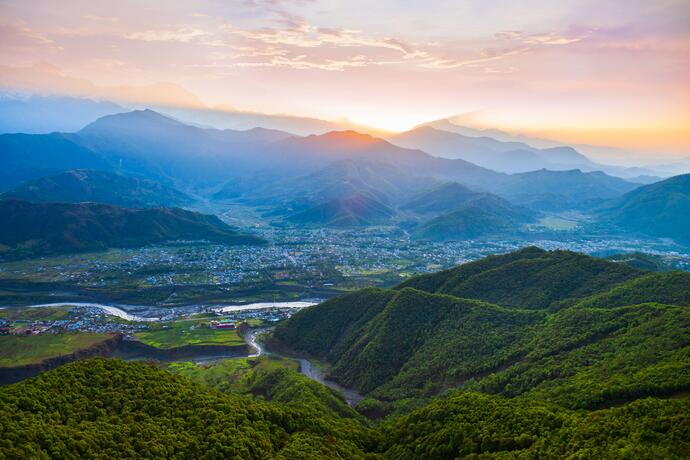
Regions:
[[273, 247, 690, 415], [0, 358, 377, 459]]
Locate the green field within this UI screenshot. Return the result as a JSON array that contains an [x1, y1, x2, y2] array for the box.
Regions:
[[0, 306, 71, 321], [0, 333, 110, 367], [533, 216, 579, 230], [168, 356, 300, 393], [133, 319, 246, 349]]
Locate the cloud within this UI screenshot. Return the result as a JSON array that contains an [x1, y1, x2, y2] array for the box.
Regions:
[[496, 29, 592, 46], [0, 20, 60, 51], [422, 46, 530, 69], [126, 26, 209, 43]]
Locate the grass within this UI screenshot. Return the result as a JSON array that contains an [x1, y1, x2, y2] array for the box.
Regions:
[[0, 333, 110, 367], [168, 356, 299, 393], [133, 319, 246, 349], [0, 306, 71, 321], [532, 216, 579, 231]]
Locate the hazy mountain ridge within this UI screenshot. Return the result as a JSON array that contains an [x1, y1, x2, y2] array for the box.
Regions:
[[286, 193, 396, 227], [388, 125, 597, 174], [1, 169, 193, 208], [412, 194, 536, 241], [598, 173, 690, 244]]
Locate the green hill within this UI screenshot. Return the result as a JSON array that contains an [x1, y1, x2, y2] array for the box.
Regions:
[[397, 246, 641, 309], [273, 248, 689, 412], [286, 193, 395, 227], [571, 271, 690, 308], [379, 392, 689, 459], [0, 358, 376, 459], [0, 199, 264, 258], [598, 173, 690, 244], [4, 357, 687, 458], [401, 182, 476, 214], [2, 169, 193, 208], [412, 194, 535, 241]]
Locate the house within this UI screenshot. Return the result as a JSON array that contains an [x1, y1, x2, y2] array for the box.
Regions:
[[210, 320, 236, 330]]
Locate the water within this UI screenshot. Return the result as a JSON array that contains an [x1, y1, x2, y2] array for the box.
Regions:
[[23, 300, 316, 322], [212, 301, 317, 313]]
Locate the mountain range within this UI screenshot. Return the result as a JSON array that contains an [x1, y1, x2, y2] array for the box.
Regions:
[[388, 125, 596, 174], [3, 107, 689, 243]]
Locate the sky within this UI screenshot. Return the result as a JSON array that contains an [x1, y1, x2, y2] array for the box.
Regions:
[[1, 0, 689, 156]]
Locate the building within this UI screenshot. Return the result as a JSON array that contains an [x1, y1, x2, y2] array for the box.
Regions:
[[210, 320, 236, 330]]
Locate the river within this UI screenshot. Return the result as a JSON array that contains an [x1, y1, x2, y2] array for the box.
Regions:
[[245, 327, 364, 406], [24, 300, 317, 322], [22, 300, 363, 405]]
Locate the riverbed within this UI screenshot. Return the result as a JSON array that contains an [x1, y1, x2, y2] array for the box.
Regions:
[[24, 300, 317, 322]]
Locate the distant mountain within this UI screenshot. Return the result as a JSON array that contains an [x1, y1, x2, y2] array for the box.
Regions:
[[2, 170, 193, 208], [244, 159, 439, 212], [1, 110, 500, 196], [0, 133, 110, 191], [72, 109, 296, 186], [271, 130, 503, 190], [388, 126, 596, 173], [413, 194, 535, 241], [401, 182, 479, 214], [285, 193, 395, 227], [159, 105, 348, 136], [0, 109, 643, 213], [493, 169, 640, 210], [597, 173, 690, 244], [0, 94, 125, 134], [422, 118, 565, 149], [0, 200, 263, 258]]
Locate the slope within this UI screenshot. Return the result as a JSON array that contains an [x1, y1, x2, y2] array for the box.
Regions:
[[273, 248, 688, 411], [0, 358, 376, 459], [2, 169, 193, 208], [285, 193, 396, 227], [412, 194, 535, 240], [0, 199, 263, 258], [598, 173, 690, 244]]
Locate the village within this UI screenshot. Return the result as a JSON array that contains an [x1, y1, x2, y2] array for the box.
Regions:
[[0, 303, 304, 339]]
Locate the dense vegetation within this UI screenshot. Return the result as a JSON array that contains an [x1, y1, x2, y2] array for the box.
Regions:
[[2, 358, 687, 459], [396, 246, 641, 308], [169, 356, 361, 421], [379, 392, 689, 459], [0, 199, 264, 258], [0, 358, 378, 459], [274, 247, 690, 414], [2, 248, 688, 458]]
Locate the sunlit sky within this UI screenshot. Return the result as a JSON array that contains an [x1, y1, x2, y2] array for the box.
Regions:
[[1, 0, 689, 156]]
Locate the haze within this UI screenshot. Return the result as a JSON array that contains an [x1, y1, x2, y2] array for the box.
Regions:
[[1, 0, 689, 158]]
